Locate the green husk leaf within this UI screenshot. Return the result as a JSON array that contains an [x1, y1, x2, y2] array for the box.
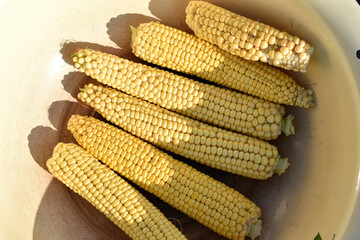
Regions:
[[246, 220, 262, 240], [130, 25, 138, 43], [280, 114, 295, 136], [314, 233, 322, 240], [271, 156, 289, 176]]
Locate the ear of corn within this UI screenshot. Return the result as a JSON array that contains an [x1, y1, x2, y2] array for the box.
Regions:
[[131, 22, 314, 108], [72, 48, 293, 140], [185, 1, 313, 73], [68, 115, 262, 240], [46, 143, 187, 240], [78, 84, 289, 179]]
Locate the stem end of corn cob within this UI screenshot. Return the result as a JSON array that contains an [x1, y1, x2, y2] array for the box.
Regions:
[[271, 156, 289, 176], [296, 88, 315, 108], [307, 90, 316, 107], [246, 220, 262, 240], [280, 115, 295, 136]]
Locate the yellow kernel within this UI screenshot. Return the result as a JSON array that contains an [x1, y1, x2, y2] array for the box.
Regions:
[[287, 41, 295, 49], [267, 115, 275, 123], [255, 50, 263, 58], [241, 25, 248, 32], [254, 38, 262, 48], [274, 51, 283, 60], [268, 36, 276, 45], [295, 45, 303, 53], [217, 36, 225, 44], [228, 35, 236, 43], [260, 56, 267, 62], [244, 43, 253, 50], [85, 56, 92, 62], [263, 124, 271, 132], [240, 32, 248, 41], [280, 39, 288, 47], [248, 48, 256, 56], [270, 124, 278, 132], [273, 59, 280, 65], [280, 46, 289, 55], [299, 40, 306, 48], [277, 32, 284, 39], [268, 50, 275, 58], [299, 52, 307, 60], [85, 62, 92, 69], [260, 41, 268, 49]]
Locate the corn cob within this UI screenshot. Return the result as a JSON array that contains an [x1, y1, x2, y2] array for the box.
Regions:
[[78, 84, 289, 179], [68, 115, 262, 240], [185, 1, 313, 73], [72, 48, 294, 140], [131, 22, 314, 108], [73, 49, 294, 140], [46, 143, 187, 240]]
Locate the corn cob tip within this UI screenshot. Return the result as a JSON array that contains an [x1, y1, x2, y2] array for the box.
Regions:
[[71, 49, 96, 73], [70, 48, 83, 58], [271, 156, 289, 176], [280, 115, 295, 136], [46, 157, 55, 171], [46, 142, 66, 172], [68, 114, 81, 128], [77, 84, 93, 99], [246, 220, 262, 240]]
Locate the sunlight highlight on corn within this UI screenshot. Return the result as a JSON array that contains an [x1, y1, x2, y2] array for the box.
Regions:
[[78, 84, 289, 179], [46, 143, 187, 240], [72, 48, 293, 140], [131, 22, 314, 108], [68, 115, 262, 240], [185, 1, 313, 73]]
